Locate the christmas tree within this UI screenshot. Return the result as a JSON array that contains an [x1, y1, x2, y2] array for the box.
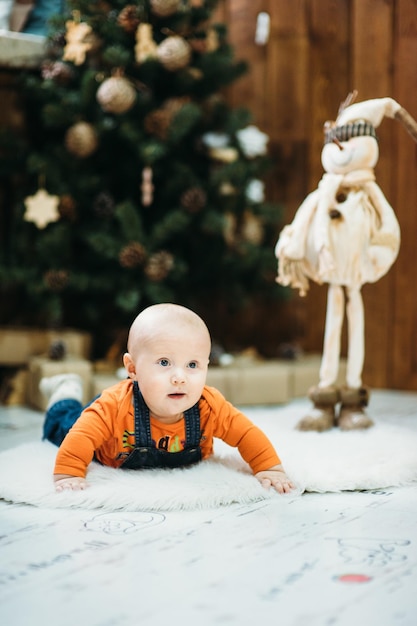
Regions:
[[1, 0, 284, 358]]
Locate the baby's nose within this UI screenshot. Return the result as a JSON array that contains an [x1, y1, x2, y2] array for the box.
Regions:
[[171, 369, 186, 384]]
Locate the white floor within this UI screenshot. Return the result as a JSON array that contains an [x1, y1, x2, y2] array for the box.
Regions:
[[1, 390, 417, 626]]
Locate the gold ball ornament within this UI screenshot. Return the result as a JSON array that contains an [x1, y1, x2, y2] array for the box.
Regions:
[[96, 76, 136, 114], [150, 0, 181, 17], [157, 36, 192, 71], [65, 121, 98, 158]]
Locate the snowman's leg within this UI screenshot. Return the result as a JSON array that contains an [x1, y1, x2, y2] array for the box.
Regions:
[[297, 283, 343, 432], [345, 286, 364, 388], [319, 283, 344, 387], [338, 286, 373, 430]]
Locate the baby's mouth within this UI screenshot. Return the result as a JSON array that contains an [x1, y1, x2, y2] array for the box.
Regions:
[[168, 393, 185, 399]]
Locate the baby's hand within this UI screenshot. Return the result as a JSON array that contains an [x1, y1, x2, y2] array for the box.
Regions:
[[54, 476, 89, 492], [255, 465, 295, 494]]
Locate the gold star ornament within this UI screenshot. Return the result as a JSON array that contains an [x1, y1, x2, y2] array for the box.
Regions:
[[24, 188, 60, 229]]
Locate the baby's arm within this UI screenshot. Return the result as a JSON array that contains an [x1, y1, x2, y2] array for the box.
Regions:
[[255, 464, 295, 494], [54, 473, 89, 492]]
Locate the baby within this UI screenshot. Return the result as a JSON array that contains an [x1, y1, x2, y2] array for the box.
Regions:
[[41, 303, 294, 494]]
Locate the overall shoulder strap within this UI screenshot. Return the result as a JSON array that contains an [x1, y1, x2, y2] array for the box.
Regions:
[[132, 381, 153, 447], [183, 401, 201, 447]]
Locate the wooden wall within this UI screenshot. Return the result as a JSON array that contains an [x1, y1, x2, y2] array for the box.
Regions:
[[215, 0, 417, 391]]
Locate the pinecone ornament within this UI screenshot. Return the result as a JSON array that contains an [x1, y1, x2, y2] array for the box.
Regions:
[[157, 36, 192, 71], [144, 109, 172, 140], [46, 31, 67, 58], [119, 242, 146, 268], [96, 75, 136, 114], [189, 37, 207, 54], [65, 121, 98, 158], [117, 5, 141, 33], [48, 340, 67, 361], [144, 97, 188, 139], [180, 187, 207, 213], [58, 194, 77, 221], [144, 251, 174, 281], [41, 60, 75, 84], [93, 191, 115, 218], [163, 96, 190, 115], [44, 269, 69, 291], [150, 0, 180, 17]]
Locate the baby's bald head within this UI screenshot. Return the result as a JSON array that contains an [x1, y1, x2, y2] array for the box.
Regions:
[[127, 303, 211, 359]]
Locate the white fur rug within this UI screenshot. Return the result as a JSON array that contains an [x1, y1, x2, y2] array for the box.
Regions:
[[1, 401, 417, 511]]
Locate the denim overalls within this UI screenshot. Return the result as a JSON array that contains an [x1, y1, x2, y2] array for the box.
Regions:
[[120, 382, 202, 469], [44, 381, 202, 469]]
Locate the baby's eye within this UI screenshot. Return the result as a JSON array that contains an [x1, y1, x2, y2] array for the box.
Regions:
[[188, 361, 198, 369], [158, 358, 170, 367]]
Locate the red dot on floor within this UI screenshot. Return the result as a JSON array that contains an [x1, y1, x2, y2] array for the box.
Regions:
[[337, 574, 372, 583]]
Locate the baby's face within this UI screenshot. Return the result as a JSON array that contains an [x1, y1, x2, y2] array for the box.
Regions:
[[128, 326, 210, 423]]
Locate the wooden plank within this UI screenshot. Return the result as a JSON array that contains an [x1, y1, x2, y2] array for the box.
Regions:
[[266, 37, 309, 142], [265, 1, 311, 352], [300, 0, 350, 356], [391, 0, 417, 389], [222, 0, 270, 129], [308, 0, 350, 189], [267, 0, 309, 142], [348, 0, 395, 388], [351, 0, 394, 100]]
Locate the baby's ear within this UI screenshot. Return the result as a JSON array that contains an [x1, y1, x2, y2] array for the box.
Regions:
[[123, 353, 136, 378]]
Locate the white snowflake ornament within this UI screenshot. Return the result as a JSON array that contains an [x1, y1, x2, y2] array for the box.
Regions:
[[23, 188, 60, 229], [246, 179, 265, 203], [236, 125, 269, 158]]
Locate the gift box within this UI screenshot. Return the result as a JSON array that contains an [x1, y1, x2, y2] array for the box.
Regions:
[[207, 361, 291, 405], [27, 356, 93, 410], [0, 328, 91, 366]]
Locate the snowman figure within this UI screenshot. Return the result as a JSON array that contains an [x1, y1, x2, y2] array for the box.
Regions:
[[275, 93, 417, 431]]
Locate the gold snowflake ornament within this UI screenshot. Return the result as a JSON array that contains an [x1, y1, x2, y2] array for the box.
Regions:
[[23, 188, 60, 229]]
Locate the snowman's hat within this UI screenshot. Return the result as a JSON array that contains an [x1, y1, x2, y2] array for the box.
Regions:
[[324, 91, 417, 145]]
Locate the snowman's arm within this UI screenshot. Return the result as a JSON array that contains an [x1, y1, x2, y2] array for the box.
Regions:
[[366, 182, 400, 250], [275, 190, 319, 295], [275, 189, 319, 260]]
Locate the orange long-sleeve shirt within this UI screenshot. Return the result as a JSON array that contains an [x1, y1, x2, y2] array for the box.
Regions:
[[54, 379, 281, 477]]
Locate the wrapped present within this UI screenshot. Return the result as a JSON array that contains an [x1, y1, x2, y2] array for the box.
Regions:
[[27, 355, 93, 410], [0, 328, 91, 366]]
